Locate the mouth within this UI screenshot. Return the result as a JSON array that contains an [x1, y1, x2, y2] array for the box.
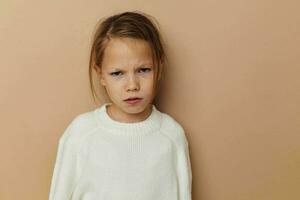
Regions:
[[124, 97, 143, 105], [124, 97, 142, 101]]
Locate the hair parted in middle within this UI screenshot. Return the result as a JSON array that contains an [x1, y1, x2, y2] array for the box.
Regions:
[[88, 11, 167, 104]]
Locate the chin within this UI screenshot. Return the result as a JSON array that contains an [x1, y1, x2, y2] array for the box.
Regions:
[[123, 102, 149, 113]]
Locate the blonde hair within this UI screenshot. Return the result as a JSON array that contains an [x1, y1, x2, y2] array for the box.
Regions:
[[88, 11, 166, 104]]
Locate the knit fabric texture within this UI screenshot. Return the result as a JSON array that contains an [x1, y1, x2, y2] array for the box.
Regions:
[[49, 102, 192, 200]]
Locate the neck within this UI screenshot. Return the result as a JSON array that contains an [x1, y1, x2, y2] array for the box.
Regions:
[[107, 103, 152, 123]]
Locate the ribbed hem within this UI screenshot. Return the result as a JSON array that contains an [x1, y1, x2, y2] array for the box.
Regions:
[[93, 102, 162, 135]]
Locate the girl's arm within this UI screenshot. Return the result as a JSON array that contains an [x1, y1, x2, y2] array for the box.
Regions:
[[48, 119, 82, 200], [176, 127, 193, 200]]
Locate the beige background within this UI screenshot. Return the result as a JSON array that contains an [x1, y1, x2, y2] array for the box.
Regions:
[[1, 0, 299, 199]]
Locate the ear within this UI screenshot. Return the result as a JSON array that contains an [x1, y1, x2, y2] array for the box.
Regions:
[[94, 65, 106, 86], [93, 64, 101, 74], [100, 76, 106, 86]]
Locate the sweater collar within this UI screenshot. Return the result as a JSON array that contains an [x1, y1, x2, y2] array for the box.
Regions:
[[93, 102, 162, 135]]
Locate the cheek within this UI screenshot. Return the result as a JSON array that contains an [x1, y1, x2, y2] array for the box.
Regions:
[[144, 80, 155, 93], [104, 81, 121, 95]]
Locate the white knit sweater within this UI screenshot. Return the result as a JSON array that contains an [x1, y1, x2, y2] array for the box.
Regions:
[[49, 102, 192, 200]]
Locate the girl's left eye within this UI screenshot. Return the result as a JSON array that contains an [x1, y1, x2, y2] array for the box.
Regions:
[[139, 68, 152, 73]]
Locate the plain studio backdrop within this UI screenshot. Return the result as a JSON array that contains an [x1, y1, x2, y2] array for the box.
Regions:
[[1, 0, 299, 199]]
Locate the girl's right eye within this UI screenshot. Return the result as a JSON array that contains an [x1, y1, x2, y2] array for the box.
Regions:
[[110, 71, 122, 76]]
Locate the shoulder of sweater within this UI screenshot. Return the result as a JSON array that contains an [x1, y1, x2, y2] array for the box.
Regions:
[[58, 109, 99, 148], [160, 112, 189, 147]]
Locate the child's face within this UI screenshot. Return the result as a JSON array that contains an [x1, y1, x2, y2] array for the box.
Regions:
[[98, 37, 156, 115]]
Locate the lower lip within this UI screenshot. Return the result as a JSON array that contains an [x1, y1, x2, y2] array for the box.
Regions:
[[125, 98, 142, 105]]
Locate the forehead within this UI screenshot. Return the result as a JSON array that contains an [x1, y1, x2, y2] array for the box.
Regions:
[[102, 37, 153, 69]]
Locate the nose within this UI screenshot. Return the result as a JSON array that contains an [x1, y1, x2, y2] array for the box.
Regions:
[[126, 74, 140, 92]]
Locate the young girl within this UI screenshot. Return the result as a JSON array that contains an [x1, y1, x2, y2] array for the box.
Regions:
[[49, 11, 192, 200]]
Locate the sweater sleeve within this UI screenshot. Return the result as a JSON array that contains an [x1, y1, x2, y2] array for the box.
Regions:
[[176, 127, 193, 200], [48, 119, 82, 200]]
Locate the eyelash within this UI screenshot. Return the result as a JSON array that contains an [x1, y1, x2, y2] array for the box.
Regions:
[[110, 68, 152, 77]]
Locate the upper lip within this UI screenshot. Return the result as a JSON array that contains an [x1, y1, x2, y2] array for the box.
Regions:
[[124, 97, 142, 101]]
